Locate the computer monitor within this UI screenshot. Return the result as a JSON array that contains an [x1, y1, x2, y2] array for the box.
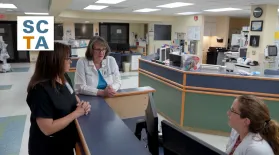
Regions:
[[239, 48, 247, 58], [108, 43, 118, 51], [117, 43, 130, 52], [166, 48, 171, 60], [268, 46, 278, 56], [161, 120, 226, 155], [169, 53, 181, 67], [145, 93, 159, 155]]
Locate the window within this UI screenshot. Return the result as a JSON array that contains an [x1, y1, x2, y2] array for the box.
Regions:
[[54, 23, 63, 40], [75, 23, 93, 39]]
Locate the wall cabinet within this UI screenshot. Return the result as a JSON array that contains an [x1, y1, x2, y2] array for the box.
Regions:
[[204, 22, 217, 36]]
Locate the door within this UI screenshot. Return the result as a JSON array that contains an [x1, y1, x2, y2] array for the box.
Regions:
[[0, 22, 29, 63]]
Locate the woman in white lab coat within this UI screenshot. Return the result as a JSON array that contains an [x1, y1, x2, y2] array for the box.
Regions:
[[74, 36, 121, 97], [226, 95, 279, 155]]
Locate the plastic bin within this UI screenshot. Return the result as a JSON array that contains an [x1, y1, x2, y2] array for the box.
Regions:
[[122, 62, 130, 72]]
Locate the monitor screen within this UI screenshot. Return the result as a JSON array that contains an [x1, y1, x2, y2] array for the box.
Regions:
[[240, 48, 247, 58], [268, 46, 278, 56], [161, 120, 226, 155], [145, 93, 159, 155]]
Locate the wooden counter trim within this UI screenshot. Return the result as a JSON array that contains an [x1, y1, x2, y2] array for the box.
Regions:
[[75, 143, 83, 155], [112, 89, 156, 98], [139, 71, 184, 92], [186, 89, 279, 102], [75, 119, 91, 155], [139, 68, 184, 89], [180, 73, 186, 126], [69, 68, 76, 72], [139, 58, 185, 73], [140, 59, 279, 82], [186, 86, 279, 98]]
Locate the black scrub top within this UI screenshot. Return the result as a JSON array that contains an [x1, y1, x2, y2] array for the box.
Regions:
[[26, 77, 78, 155]]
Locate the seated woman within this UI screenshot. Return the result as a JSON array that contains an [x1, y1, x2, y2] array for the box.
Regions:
[[74, 36, 121, 97], [226, 95, 279, 155]]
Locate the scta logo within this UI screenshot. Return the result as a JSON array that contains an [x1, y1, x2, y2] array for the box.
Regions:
[[17, 16, 54, 51]]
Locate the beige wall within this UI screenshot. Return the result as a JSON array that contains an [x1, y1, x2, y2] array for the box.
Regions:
[[203, 16, 230, 53], [172, 15, 204, 59], [129, 23, 145, 46], [247, 4, 278, 62], [147, 22, 173, 54], [228, 17, 250, 40]]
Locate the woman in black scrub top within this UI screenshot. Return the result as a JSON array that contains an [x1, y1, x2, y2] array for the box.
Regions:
[[26, 42, 91, 155]]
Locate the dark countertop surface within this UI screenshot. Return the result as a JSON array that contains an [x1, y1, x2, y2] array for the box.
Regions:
[[76, 87, 152, 155]]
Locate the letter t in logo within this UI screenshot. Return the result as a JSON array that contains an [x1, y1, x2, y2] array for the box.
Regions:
[[23, 36, 34, 49]]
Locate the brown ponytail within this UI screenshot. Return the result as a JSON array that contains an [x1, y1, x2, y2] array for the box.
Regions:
[[237, 95, 279, 155], [260, 120, 279, 155]]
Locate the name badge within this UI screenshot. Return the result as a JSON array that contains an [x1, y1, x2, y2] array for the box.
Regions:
[[65, 82, 74, 94]]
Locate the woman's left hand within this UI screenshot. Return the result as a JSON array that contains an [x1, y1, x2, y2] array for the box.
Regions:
[[77, 101, 91, 115]]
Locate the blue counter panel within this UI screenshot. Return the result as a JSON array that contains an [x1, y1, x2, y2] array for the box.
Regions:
[[139, 60, 184, 85], [186, 74, 279, 94]]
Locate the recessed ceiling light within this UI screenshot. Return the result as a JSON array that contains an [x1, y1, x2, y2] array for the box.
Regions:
[[204, 8, 242, 12], [95, 0, 126, 4], [133, 8, 160, 12], [84, 5, 108, 10], [0, 3, 17, 9], [24, 12, 49, 15], [157, 2, 193, 8], [177, 12, 200, 15], [85, 21, 90, 23]]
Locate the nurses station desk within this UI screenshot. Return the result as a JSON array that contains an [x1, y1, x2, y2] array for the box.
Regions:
[[75, 87, 155, 155], [138, 57, 279, 136]]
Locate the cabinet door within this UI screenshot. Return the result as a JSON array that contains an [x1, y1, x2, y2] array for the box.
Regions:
[[204, 23, 211, 36], [209, 23, 217, 36]]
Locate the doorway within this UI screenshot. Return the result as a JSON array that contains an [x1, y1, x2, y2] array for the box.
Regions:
[[0, 21, 30, 63]]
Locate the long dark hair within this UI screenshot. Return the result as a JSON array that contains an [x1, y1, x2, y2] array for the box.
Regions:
[[85, 36, 111, 60], [237, 95, 279, 154], [27, 42, 70, 92]]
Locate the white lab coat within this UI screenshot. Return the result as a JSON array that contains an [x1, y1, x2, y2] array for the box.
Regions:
[[74, 56, 121, 96], [226, 129, 274, 155]]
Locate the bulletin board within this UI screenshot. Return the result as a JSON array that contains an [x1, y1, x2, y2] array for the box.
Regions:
[[187, 26, 201, 41]]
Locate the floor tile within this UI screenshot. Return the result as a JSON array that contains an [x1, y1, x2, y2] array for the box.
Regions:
[[0, 85, 12, 90], [0, 115, 27, 155], [11, 67, 30, 73]]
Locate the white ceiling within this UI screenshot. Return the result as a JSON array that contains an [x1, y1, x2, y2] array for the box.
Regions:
[[0, 0, 278, 18], [68, 0, 279, 17], [0, 0, 49, 14]]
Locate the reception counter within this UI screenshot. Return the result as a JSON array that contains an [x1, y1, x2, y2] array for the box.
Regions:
[[138, 58, 279, 135], [75, 87, 155, 155]]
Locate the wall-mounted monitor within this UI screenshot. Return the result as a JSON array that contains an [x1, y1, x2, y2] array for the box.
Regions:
[[154, 24, 172, 41]]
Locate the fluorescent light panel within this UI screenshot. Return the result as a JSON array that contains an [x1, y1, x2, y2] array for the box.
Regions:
[[157, 2, 193, 8], [0, 3, 17, 9], [84, 5, 108, 10], [204, 8, 242, 12], [177, 12, 200, 15], [95, 0, 126, 4], [133, 8, 160, 12], [24, 12, 49, 15]]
